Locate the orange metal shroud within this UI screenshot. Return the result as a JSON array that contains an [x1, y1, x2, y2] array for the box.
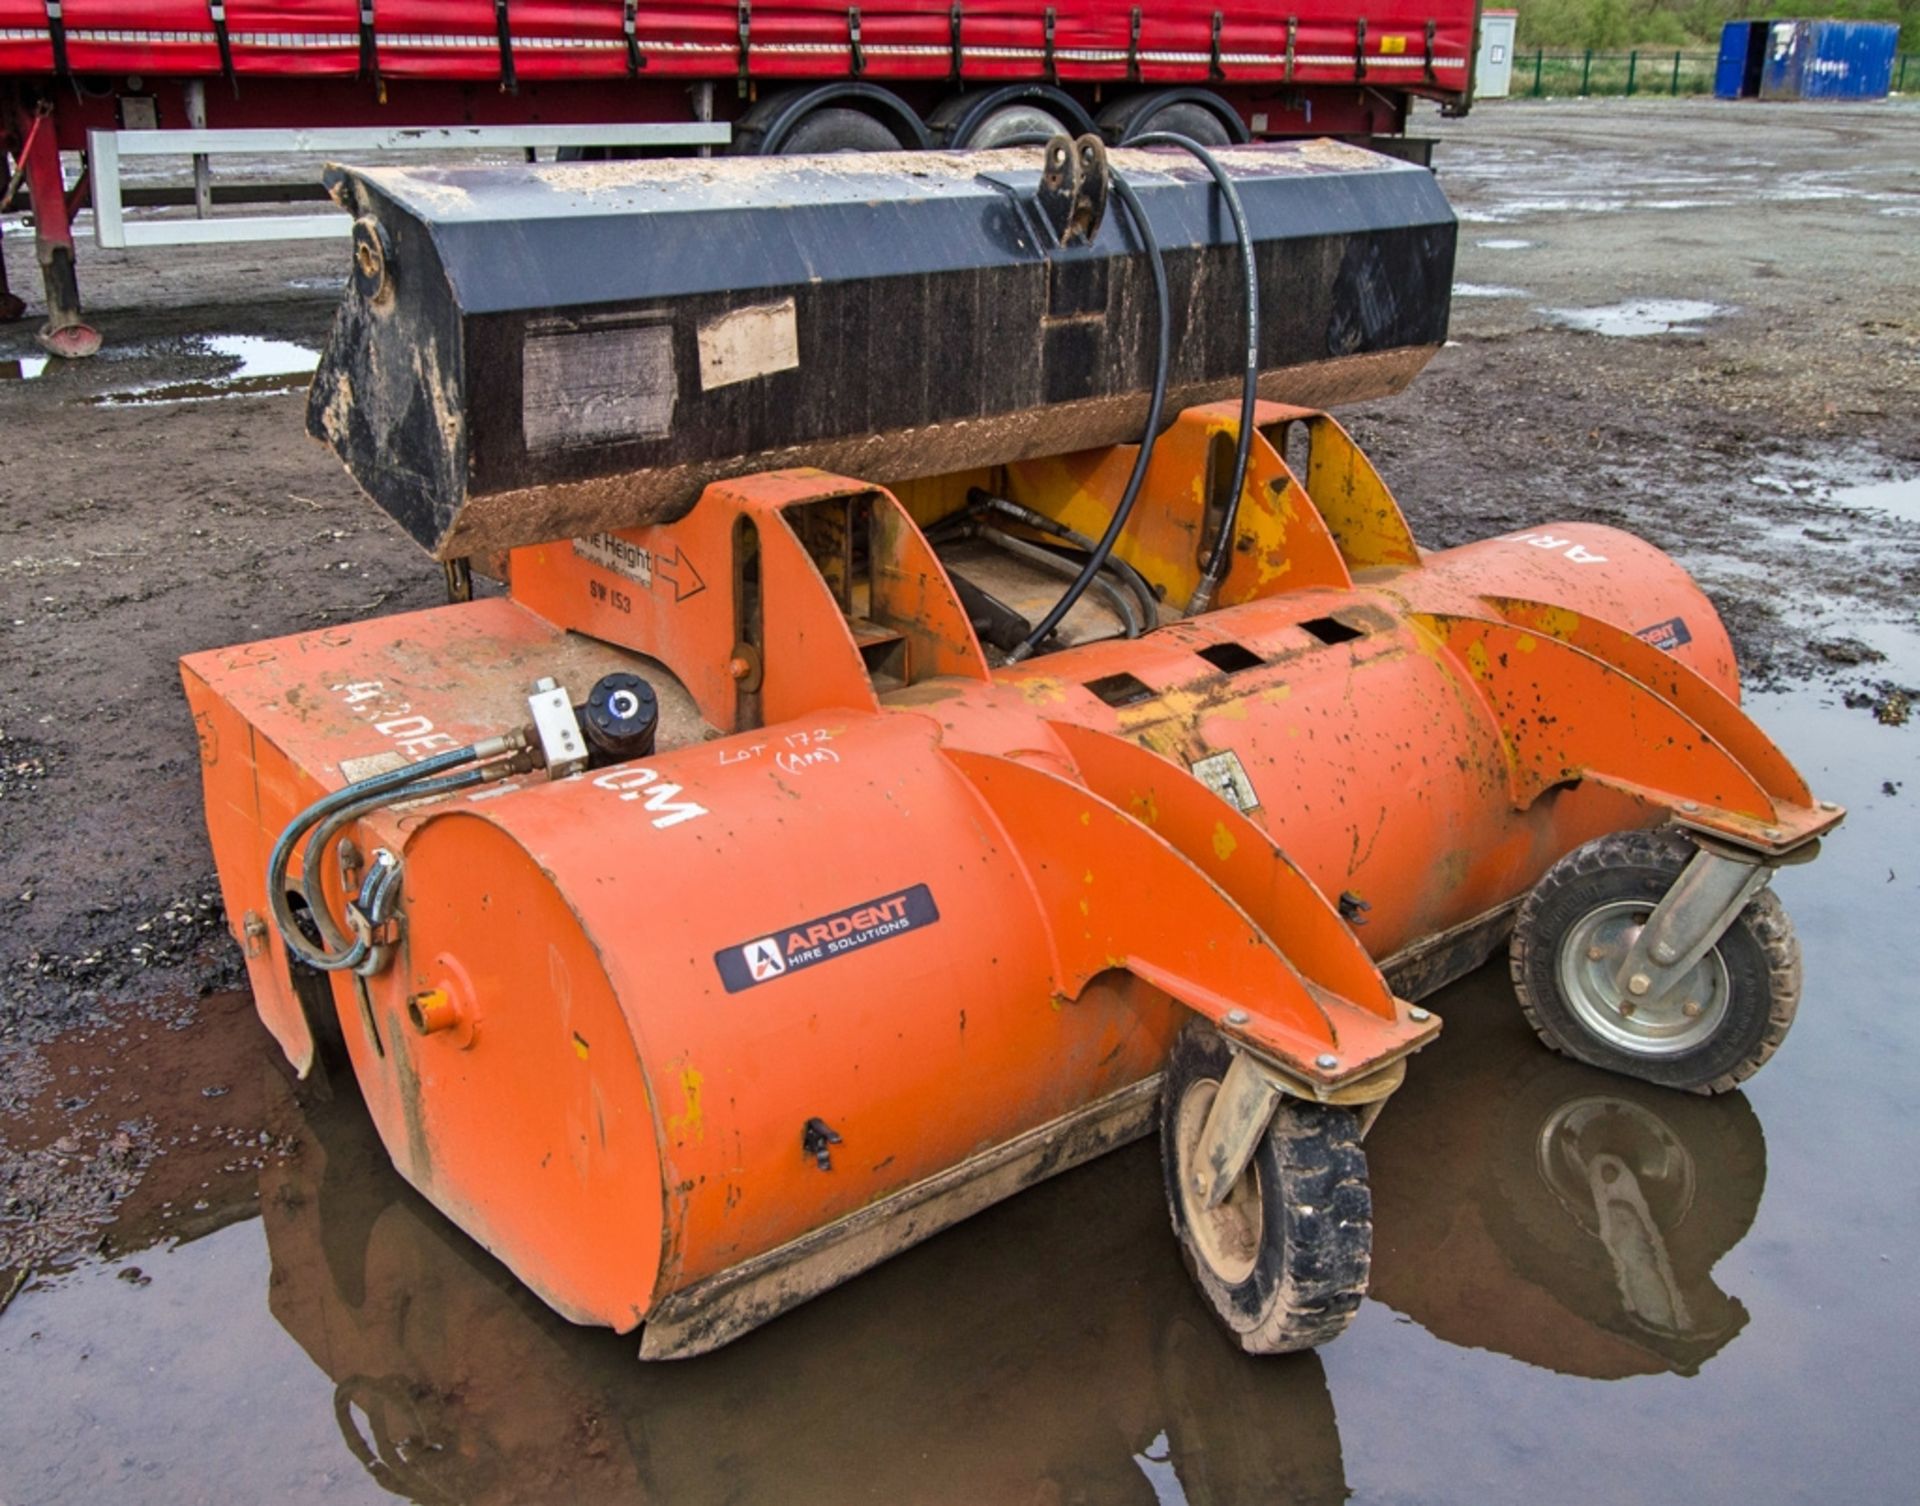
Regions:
[[181, 403, 1837, 1350]]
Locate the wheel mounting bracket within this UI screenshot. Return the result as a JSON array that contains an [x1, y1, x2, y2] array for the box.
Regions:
[[1611, 843, 1773, 1007], [1192, 1051, 1286, 1210], [1191, 1048, 1405, 1209]]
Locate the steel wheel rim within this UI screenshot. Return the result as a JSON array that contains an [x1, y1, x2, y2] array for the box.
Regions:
[[1557, 900, 1731, 1057], [962, 105, 1070, 149], [1175, 1078, 1262, 1285]]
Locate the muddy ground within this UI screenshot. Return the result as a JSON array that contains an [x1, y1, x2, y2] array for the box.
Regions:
[[0, 96, 1917, 1503]]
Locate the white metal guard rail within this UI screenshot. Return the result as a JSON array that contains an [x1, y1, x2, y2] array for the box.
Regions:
[[84, 122, 731, 248]]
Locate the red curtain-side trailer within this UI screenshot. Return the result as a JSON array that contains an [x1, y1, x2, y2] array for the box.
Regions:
[[1, 0, 1478, 350]]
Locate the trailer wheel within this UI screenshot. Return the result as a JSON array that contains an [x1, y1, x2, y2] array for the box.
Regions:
[[1160, 1020, 1371, 1354], [928, 86, 1097, 148], [776, 108, 903, 154], [730, 85, 931, 155], [1098, 89, 1248, 147], [1510, 829, 1801, 1095]]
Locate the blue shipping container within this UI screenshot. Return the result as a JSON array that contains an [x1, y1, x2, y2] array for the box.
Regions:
[[1716, 20, 1901, 101]]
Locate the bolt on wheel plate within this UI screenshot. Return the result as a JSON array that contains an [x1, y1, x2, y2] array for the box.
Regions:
[[1558, 900, 1730, 1056]]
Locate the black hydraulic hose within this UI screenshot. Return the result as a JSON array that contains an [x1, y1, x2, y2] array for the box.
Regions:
[[1130, 131, 1261, 617], [972, 522, 1142, 637], [266, 741, 503, 972], [1002, 140, 1172, 664], [294, 767, 492, 966], [934, 511, 1140, 638], [968, 489, 1162, 631]]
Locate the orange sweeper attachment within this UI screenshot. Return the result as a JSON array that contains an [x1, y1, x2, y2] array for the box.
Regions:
[[184, 138, 1838, 1358]]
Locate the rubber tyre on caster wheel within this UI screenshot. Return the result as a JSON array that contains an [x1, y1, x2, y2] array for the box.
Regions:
[[1510, 828, 1801, 1095], [1160, 1020, 1372, 1354]]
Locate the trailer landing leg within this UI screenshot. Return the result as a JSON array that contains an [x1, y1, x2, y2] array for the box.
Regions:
[[13, 103, 99, 358]]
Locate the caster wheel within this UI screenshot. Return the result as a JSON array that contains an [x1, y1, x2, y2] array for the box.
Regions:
[[1160, 1020, 1371, 1354], [1510, 829, 1801, 1095]]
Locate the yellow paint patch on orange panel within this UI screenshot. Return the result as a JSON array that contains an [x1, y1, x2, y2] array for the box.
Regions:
[[1529, 604, 1583, 638], [1014, 677, 1069, 706], [669, 1066, 705, 1144]]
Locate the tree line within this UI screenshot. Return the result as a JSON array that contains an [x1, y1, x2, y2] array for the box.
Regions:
[[1511, 0, 1911, 50]]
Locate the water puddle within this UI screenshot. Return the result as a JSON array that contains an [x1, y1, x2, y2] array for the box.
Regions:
[[89, 334, 318, 406], [1453, 282, 1528, 299], [1748, 451, 1920, 527], [1546, 298, 1726, 337], [0, 992, 278, 1275], [1822, 474, 1920, 525], [1438, 136, 1915, 229], [1458, 195, 1627, 224], [1476, 238, 1535, 250], [2, 1065, 1352, 1504], [1367, 973, 1767, 1379], [0, 354, 49, 381]]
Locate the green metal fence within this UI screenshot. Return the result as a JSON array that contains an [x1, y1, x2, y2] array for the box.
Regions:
[[1521, 49, 1718, 97], [1518, 49, 1917, 98]]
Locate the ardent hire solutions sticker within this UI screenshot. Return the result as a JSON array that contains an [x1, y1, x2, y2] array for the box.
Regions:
[[1634, 616, 1693, 652], [716, 885, 940, 993]]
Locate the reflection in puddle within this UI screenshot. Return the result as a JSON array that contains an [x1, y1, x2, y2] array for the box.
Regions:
[[260, 1091, 1348, 1504], [90, 333, 318, 406], [1546, 299, 1726, 337], [1369, 969, 1764, 1378], [1453, 283, 1528, 299], [3, 1056, 1349, 1504], [0, 933, 1800, 1503], [1, 964, 1782, 1502], [1, 353, 49, 381], [1475, 238, 1534, 250]]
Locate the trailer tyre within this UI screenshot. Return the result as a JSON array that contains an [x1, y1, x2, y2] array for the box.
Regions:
[[1098, 90, 1247, 147], [1510, 829, 1801, 1095], [929, 86, 1096, 148], [1160, 1020, 1371, 1354], [776, 108, 904, 155]]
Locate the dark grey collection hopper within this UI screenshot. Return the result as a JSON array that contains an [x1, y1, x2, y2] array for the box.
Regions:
[[309, 141, 1456, 560]]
